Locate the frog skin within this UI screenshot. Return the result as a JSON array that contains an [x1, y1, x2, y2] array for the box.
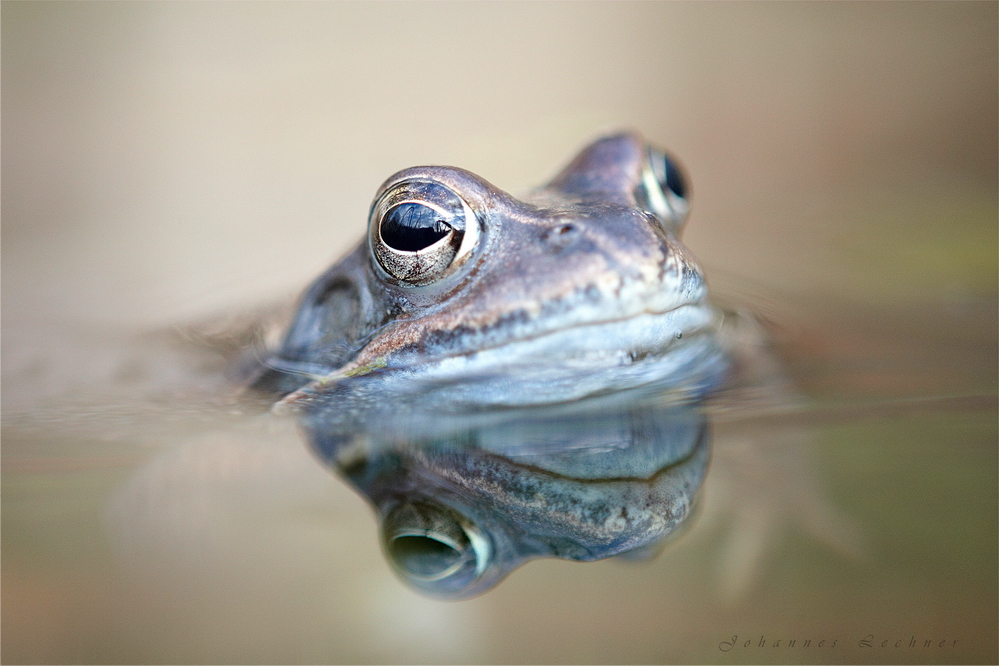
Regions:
[[252, 131, 729, 415], [252, 132, 732, 598]]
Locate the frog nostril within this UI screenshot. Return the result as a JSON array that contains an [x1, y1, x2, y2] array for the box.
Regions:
[[545, 223, 580, 248]]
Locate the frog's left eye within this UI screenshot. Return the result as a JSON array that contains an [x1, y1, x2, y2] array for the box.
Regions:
[[636, 147, 690, 233], [369, 181, 480, 286]]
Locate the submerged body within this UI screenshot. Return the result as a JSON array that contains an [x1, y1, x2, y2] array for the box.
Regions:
[[253, 133, 732, 598]]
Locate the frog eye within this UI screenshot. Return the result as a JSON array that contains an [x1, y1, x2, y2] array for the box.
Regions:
[[380, 203, 451, 251], [382, 500, 491, 598], [636, 147, 690, 233], [369, 181, 480, 285]]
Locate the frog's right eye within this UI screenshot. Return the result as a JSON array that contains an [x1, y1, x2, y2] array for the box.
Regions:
[[381, 500, 491, 598], [369, 181, 480, 286], [636, 146, 690, 235]]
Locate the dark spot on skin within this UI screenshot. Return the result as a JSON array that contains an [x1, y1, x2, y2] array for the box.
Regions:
[[340, 457, 368, 478], [583, 284, 602, 303], [385, 302, 405, 320], [544, 538, 591, 560]]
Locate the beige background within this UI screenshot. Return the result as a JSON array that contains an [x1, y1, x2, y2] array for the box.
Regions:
[[5, 2, 995, 331], [3, 3, 996, 664]]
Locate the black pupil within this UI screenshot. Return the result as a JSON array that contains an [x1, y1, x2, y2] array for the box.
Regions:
[[380, 203, 451, 252], [390, 536, 462, 578], [662, 156, 687, 199]]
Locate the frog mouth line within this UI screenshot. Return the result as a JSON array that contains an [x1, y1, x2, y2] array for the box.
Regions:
[[277, 302, 721, 408], [419, 301, 716, 366]]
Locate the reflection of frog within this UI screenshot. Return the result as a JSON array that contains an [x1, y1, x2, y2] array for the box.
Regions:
[[253, 133, 735, 598], [308, 400, 710, 599]]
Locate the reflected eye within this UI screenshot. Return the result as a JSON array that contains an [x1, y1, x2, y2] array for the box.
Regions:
[[382, 500, 490, 597], [369, 181, 480, 285], [636, 146, 690, 233]]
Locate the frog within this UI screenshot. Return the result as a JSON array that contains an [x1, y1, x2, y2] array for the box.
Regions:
[[249, 132, 735, 598], [251, 131, 729, 414]]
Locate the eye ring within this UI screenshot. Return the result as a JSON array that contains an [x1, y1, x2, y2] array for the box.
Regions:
[[637, 147, 690, 233], [369, 180, 480, 286], [382, 500, 491, 597]]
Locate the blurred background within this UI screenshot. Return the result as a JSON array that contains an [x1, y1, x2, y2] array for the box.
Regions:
[[3, 2, 996, 664]]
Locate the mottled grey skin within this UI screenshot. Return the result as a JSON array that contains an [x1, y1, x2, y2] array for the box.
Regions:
[[256, 132, 729, 598]]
